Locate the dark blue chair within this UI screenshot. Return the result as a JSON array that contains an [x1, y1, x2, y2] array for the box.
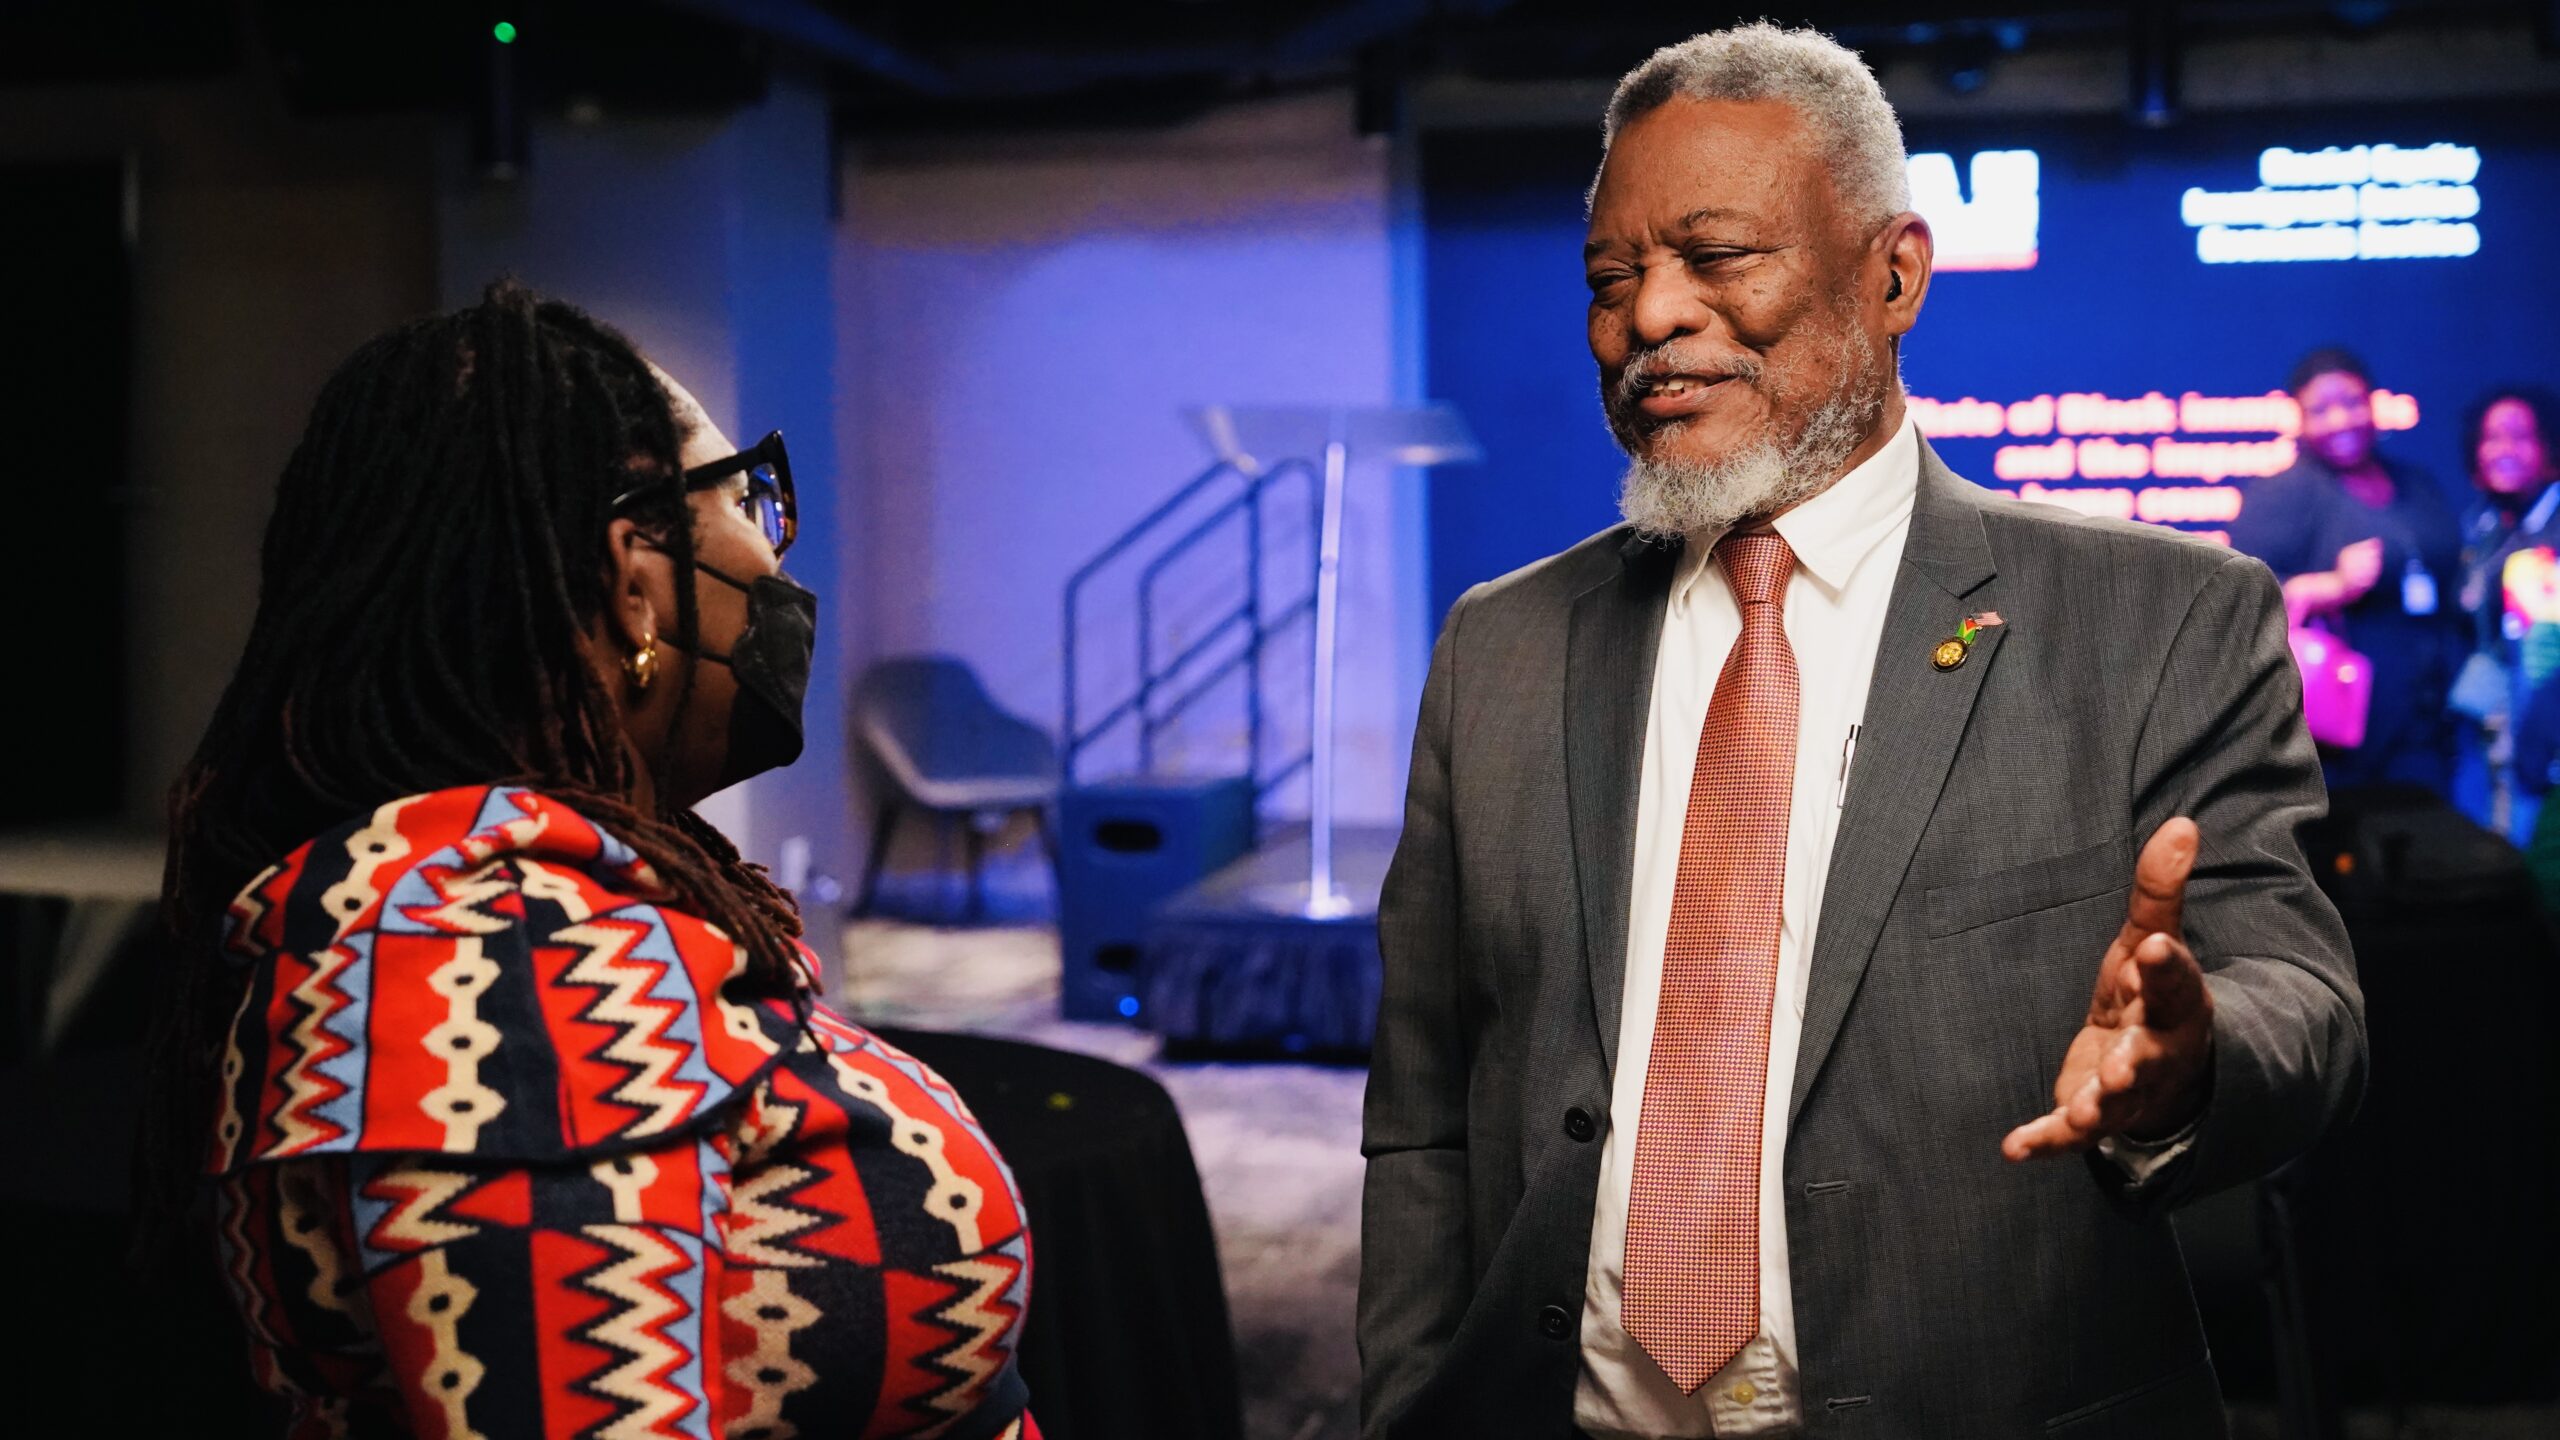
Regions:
[[849, 654, 1060, 922]]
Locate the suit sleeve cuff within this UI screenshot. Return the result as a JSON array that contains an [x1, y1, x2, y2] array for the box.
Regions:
[[2096, 1116, 2201, 1186]]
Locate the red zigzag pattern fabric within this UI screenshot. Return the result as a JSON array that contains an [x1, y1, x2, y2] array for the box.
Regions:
[[206, 784, 1041, 1440]]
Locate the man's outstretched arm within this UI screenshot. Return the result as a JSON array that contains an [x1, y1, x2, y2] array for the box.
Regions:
[[2007, 551, 2366, 1212]]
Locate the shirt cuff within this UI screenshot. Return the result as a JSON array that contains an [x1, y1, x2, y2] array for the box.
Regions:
[[2096, 1117, 2201, 1186]]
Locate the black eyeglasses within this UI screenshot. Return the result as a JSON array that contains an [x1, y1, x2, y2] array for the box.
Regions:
[[611, 429, 797, 557]]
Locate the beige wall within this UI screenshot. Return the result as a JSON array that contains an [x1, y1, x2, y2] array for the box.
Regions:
[[0, 76, 437, 826]]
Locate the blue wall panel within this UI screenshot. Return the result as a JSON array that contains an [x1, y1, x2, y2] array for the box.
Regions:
[[1421, 105, 2560, 633]]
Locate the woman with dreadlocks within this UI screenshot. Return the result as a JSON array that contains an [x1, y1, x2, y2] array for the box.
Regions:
[[148, 282, 1037, 1439]]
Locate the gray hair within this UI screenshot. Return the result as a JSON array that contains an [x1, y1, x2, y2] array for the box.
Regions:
[[1599, 22, 1910, 229]]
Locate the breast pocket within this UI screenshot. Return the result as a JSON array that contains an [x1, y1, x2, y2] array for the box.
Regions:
[[1922, 835, 2134, 940]]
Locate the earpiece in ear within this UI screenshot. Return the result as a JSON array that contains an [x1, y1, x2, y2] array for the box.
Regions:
[[1886, 272, 1904, 302]]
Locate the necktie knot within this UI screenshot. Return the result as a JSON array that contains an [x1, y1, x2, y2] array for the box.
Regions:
[[1715, 531, 1796, 608]]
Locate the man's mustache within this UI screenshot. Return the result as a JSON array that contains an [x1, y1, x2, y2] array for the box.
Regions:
[[1610, 346, 1765, 416]]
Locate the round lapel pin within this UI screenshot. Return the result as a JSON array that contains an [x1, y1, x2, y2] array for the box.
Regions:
[[1933, 612, 2004, 671]]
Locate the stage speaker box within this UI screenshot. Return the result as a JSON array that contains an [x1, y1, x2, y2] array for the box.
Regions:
[[1056, 776, 1256, 1022], [2289, 784, 2560, 1406]]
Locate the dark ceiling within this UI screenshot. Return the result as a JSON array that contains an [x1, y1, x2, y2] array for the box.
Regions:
[[4, 1, 2553, 134]]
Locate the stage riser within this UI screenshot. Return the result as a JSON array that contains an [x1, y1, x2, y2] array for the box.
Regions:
[[1056, 777, 1257, 1022]]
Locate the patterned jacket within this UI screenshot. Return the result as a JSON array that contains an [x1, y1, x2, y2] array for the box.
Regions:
[[206, 785, 1037, 1439]]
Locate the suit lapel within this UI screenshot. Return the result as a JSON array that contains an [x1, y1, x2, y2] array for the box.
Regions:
[[1565, 533, 1676, 1078], [1788, 442, 2006, 1125]]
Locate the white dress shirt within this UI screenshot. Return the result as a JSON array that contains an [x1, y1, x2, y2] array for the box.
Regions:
[[1572, 417, 2191, 1438], [1573, 420, 1918, 1439]]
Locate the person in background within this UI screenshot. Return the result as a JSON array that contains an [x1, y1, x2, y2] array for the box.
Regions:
[[2227, 347, 2465, 796], [2451, 387, 2560, 841], [144, 283, 1039, 1439]]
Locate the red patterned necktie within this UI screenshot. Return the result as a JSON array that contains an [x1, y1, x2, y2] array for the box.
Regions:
[[1622, 529, 1799, 1393]]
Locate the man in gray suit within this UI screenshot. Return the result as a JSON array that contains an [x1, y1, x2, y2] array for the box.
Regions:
[[1359, 23, 2365, 1440]]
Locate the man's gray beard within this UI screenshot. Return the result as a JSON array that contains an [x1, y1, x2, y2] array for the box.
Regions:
[[1616, 329, 1890, 542]]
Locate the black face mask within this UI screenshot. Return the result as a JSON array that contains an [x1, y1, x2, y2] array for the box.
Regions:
[[684, 560, 817, 788]]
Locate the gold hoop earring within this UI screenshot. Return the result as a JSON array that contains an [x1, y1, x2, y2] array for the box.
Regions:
[[625, 637, 658, 693]]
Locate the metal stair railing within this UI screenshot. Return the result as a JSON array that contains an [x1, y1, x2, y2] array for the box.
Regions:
[[1063, 455, 1322, 805]]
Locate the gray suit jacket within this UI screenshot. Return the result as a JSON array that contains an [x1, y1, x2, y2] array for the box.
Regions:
[[1359, 442, 2366, 1439]]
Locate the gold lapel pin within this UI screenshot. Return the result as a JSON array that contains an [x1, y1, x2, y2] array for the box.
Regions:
[[1932, 611, 2004, 671]]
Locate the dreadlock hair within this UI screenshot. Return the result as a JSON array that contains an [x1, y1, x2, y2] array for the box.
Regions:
[[139, 279, 805, 1259]]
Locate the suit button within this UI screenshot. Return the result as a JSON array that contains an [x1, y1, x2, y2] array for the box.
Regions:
[[1563, 1107, 1596, 1142], [1537, 1304, 1572, 1340]]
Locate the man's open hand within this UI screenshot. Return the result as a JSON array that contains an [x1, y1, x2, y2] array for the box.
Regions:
[[2001, 817, 2216, 1162]]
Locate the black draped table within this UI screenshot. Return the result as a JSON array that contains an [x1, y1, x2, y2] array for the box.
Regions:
[[872, 1027, 1244, 1440]]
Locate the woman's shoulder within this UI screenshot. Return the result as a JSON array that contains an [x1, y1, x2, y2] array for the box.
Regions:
[[207, 784, 804, 1174], [2228, 460, 2333, 561]]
